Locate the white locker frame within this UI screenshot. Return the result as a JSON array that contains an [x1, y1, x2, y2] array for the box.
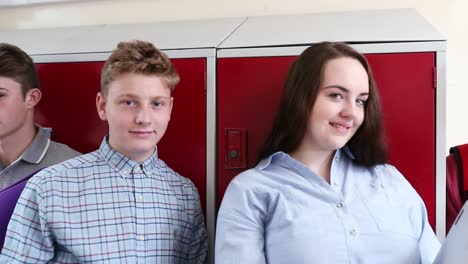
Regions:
[[0, 8, 446, 264]]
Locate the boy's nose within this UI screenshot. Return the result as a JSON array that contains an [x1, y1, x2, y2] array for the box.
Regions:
[[136, 107, 151, 125]]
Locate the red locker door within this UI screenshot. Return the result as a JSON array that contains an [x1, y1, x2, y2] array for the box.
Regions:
[[217, 56, 296, 204], [366, 53, 435, 227], [158, 58, 207, 212], [35, 58, 207, 212], [35, 62, 106, 153], [217, 53, 436, 227]]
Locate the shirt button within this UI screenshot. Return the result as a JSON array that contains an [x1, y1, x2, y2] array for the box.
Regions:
[[138, 235, 145, 241], [137, 194, 144, 201], [134, 166, 141, 173], [336, 203, 343, 208], [349, 229, 357, 236], [122, 170, 128, 175], [335, 156, 339, 161]]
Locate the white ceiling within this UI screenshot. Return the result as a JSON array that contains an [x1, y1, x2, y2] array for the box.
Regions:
[[0, 0, 82, 7]]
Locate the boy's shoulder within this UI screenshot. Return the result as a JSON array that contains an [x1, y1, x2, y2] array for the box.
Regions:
[[39, 140, 81, 166], [30, 150, 101, 184], [156, 158, 200, 197], [48, 140, 81, 157]]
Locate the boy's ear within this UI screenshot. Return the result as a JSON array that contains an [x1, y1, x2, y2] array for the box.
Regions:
[[96, 92, 108, 121], [25, 88, 42, 109], [168, 97, 174, 121], [170, 97, 174, 112]]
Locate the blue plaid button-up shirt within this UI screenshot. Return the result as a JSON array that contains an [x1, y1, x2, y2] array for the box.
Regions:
[[0, 138, 207, 263]]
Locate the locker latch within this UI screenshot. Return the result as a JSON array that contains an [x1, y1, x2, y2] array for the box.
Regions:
[[224, 128, 247, 169]]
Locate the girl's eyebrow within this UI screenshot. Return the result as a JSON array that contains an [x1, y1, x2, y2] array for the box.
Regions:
[[323, 85, 369, 96]]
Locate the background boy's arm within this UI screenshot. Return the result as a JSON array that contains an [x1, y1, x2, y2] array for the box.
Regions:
[[0, 179, 55, 262]]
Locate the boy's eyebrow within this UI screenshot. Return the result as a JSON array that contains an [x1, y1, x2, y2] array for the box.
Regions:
[[324, 85, 369, 96], [115, 93, 138, 100], [151, 95, 172, 100], [116, 93, 171, 100]]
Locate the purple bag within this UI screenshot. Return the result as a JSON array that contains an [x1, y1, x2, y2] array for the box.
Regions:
[[0, 170, 40, 250]]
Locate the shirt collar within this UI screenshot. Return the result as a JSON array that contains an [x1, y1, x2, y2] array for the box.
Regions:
[[342, 145, 355, 160], [21, 125, 52, 164], [256, 145, 355, 171], [98, 136, 159, 178]]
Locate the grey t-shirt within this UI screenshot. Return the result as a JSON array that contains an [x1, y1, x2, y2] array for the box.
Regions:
[[0, 126, 81, 191]]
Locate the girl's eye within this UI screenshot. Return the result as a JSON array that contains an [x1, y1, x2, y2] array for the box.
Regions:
[[329, 93, 343, 100], [356, 98, 367, 106]]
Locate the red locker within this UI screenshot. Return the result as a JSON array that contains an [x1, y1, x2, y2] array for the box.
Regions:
[[35, 58, 207, 213], [35, 62, 105, 153], [217, 53, 436, 227]]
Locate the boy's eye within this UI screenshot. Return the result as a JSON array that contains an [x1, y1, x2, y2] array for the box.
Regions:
[[153, 101, 162, 107], [121, 100, 135, 106]]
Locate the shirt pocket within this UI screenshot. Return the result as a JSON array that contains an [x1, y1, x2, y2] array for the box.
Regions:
[[360, 186, 418, 239]]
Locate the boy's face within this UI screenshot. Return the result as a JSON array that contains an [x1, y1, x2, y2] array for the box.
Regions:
[[96, 73, 173, 162], [0, 77, 32, 141]]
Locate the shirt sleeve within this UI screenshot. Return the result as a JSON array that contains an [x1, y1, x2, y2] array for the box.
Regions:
[[187, 186, 208, 264], [0, 178, 55, 262], [215, 172, 268, 264], [417, 199, 441, 264]]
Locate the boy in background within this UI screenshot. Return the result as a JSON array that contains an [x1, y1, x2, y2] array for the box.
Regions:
[[0, 43, 80, 190]]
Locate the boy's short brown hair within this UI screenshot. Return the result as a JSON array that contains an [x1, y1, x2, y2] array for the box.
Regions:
[[0, 43, 40, 97], [101, 40, 179, 95]]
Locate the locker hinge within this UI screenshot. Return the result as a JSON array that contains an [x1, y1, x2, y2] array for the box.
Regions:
[[204, 69, 207, 92], [433, 67, 437, 89]]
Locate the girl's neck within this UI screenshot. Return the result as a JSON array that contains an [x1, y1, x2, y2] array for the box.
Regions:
[[290, 147, 336, 183]]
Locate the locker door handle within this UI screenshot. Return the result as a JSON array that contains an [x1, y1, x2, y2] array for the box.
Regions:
[[224, 128, 247, 169]]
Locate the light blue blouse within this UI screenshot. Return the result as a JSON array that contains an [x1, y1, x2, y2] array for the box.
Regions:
[[215, 148, 440, 264]]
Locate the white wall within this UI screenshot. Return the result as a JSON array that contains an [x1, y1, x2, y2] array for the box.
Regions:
[[0, 0, 466, 153]]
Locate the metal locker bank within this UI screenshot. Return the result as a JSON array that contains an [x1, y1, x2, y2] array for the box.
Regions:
[[0, 8, 446, 263]]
